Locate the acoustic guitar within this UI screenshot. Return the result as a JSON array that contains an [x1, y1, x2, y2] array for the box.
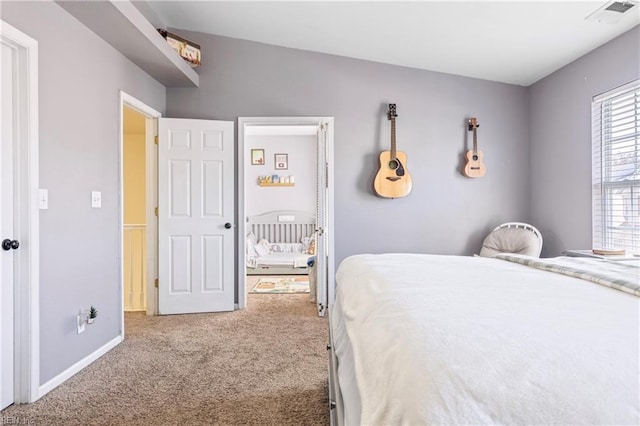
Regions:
[[374, 104, 412, 198], [463, 117, 486, 178]]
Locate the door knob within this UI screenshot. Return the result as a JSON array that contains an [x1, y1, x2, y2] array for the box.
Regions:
[[2, 239, 19, 251], [224, 223, 232, 229]]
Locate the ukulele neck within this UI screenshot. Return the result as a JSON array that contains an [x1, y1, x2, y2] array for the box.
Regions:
[[472, 128, 478, 154], [468, 118, 479, 154]]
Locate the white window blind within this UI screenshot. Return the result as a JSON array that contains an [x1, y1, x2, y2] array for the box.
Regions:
[[592, 79, 640, 255]]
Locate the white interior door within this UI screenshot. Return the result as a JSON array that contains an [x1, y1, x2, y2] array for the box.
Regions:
[[158, 118, 235, 314], [1, 40, 16, 410]]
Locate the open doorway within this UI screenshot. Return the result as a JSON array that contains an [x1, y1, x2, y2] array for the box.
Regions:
[[122, 106, 148, 313], [119, 92, 160, 325], [238, 118, 335, 316]]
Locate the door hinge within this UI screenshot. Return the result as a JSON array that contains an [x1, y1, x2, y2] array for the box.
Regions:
[[154, 135, 158, 145], [154, 206, 158, 216], [154, 278, 159, 288]]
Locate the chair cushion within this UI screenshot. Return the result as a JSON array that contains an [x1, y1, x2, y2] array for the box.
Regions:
[[479, 227, 542, 258]]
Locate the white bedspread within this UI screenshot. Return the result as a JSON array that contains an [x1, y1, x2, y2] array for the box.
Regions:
[[332, 253, 640, 425]]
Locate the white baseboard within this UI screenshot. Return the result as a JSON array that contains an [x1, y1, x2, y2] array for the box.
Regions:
[[38, 335, 123, 399]]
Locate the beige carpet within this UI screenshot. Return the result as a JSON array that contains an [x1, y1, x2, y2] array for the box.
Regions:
[[1, 294, 329, 425]]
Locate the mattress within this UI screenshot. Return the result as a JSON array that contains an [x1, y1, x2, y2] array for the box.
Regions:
[[331, 253, 640, 425]]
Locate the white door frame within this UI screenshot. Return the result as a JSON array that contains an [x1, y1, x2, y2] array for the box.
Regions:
[[237, 117, 335, 311], [119, 91, 161, 323], [0, 20, 40, 404]]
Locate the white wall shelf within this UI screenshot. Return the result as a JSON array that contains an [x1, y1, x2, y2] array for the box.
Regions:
[[56, 0, 199, 87], [258, 183, 295, 187]]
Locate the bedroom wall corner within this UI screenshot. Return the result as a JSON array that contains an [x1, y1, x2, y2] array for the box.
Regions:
[[529, 25, 640, 257]]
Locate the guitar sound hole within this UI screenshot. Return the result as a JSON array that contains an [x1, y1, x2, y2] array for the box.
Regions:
[[472, 155, 478, 161], [388, 160, 399, 170]]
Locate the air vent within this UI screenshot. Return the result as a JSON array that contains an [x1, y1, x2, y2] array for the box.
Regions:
[[586, 0, 638, 23], [605, 1, 636, 12]]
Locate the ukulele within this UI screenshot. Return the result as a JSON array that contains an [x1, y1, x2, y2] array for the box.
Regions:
[[463, 117, 486, 178], [373, 104, 413, 198]]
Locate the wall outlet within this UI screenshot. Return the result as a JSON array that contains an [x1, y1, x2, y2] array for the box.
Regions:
[[39, 189, 48, 209], [91, 190, 102, 208], [77, 310, 86, 334]]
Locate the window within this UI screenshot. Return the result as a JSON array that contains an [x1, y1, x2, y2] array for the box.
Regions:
[[592, 80, 640, 255]]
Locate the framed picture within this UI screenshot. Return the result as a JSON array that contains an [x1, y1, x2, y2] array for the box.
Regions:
[[251, 149, 265, 165], [274, 153, 288, 170]]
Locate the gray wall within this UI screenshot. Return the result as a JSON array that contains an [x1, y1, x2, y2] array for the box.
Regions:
[[165, 30, 531, 267], [245, 134, 316, 217], [529, 26, 640, 257], [1, 2, 165, 383]]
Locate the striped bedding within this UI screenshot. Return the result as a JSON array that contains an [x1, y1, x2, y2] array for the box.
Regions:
[[495, 253, 640, 296]]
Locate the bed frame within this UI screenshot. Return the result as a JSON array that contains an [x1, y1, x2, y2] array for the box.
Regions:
[[328, 312, 344, 426], [246, 210, 316, 275]]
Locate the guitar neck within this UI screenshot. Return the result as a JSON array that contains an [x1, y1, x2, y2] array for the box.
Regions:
[[390, 117, 397, 159]]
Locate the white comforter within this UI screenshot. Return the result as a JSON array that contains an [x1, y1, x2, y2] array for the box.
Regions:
[[332, 254, 639, 425]]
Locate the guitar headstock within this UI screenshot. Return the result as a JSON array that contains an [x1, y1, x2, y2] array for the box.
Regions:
[[387, 104, 397, 120], [468, 117, 479, 131]]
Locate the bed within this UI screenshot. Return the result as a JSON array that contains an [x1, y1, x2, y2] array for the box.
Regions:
[[329, 253, 640, 425], [246, 210, 316, 275]]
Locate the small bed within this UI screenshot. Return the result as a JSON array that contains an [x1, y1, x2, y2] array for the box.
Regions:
[[246, 210, 316, 275], [329, 253, 640, 425]]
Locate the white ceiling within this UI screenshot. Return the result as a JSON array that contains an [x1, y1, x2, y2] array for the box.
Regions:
[[146, 1, 639, 87]]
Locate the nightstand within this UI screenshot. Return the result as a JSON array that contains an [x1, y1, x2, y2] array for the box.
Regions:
[[563, 249, 637, 261]]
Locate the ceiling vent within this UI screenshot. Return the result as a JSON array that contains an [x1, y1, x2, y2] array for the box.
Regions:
[[586, 0, 638, 23]]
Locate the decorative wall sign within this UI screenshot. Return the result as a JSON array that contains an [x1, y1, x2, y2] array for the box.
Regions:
[[251, 149, 265, 165], [274, 153, 288, 170]]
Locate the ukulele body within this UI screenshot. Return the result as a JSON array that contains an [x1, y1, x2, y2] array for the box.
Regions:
[[463, 149, 486, 178], [374, 150, 413, 198]]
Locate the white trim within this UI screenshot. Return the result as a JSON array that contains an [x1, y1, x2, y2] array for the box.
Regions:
[[38, 336, 122, 398], [237, 117, 335, 311], [593, 78, 639, 102], [1, 20, 40, 404], [237, 120, 247, 310], [325, 118, 335, 308], [144, 116, 158, 316], [119, 92, 161, 329], [120, 92, 161, 117]]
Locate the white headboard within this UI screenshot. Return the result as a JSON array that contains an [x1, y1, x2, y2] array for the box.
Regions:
[[247, 210, 316, 243]]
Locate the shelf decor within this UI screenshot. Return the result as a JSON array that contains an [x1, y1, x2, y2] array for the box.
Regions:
[[251, 149, 265, 165], [274, 153, 288, 170], [258, 175, 296, 186], [157, 29, 201, 68], [258, 182, 295, 187]]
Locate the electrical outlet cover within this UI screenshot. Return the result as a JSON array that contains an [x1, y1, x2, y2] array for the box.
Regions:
[[77, 312, 85, 334]]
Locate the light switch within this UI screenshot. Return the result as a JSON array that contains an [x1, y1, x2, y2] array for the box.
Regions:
[[91, 191, 102, 208], [39, 189, 48, 209]]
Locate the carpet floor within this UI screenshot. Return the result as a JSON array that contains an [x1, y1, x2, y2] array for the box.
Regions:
[[1, 294, 329, 425]]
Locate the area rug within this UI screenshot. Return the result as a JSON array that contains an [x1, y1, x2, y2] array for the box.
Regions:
[[250, 276, 310, 294]]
